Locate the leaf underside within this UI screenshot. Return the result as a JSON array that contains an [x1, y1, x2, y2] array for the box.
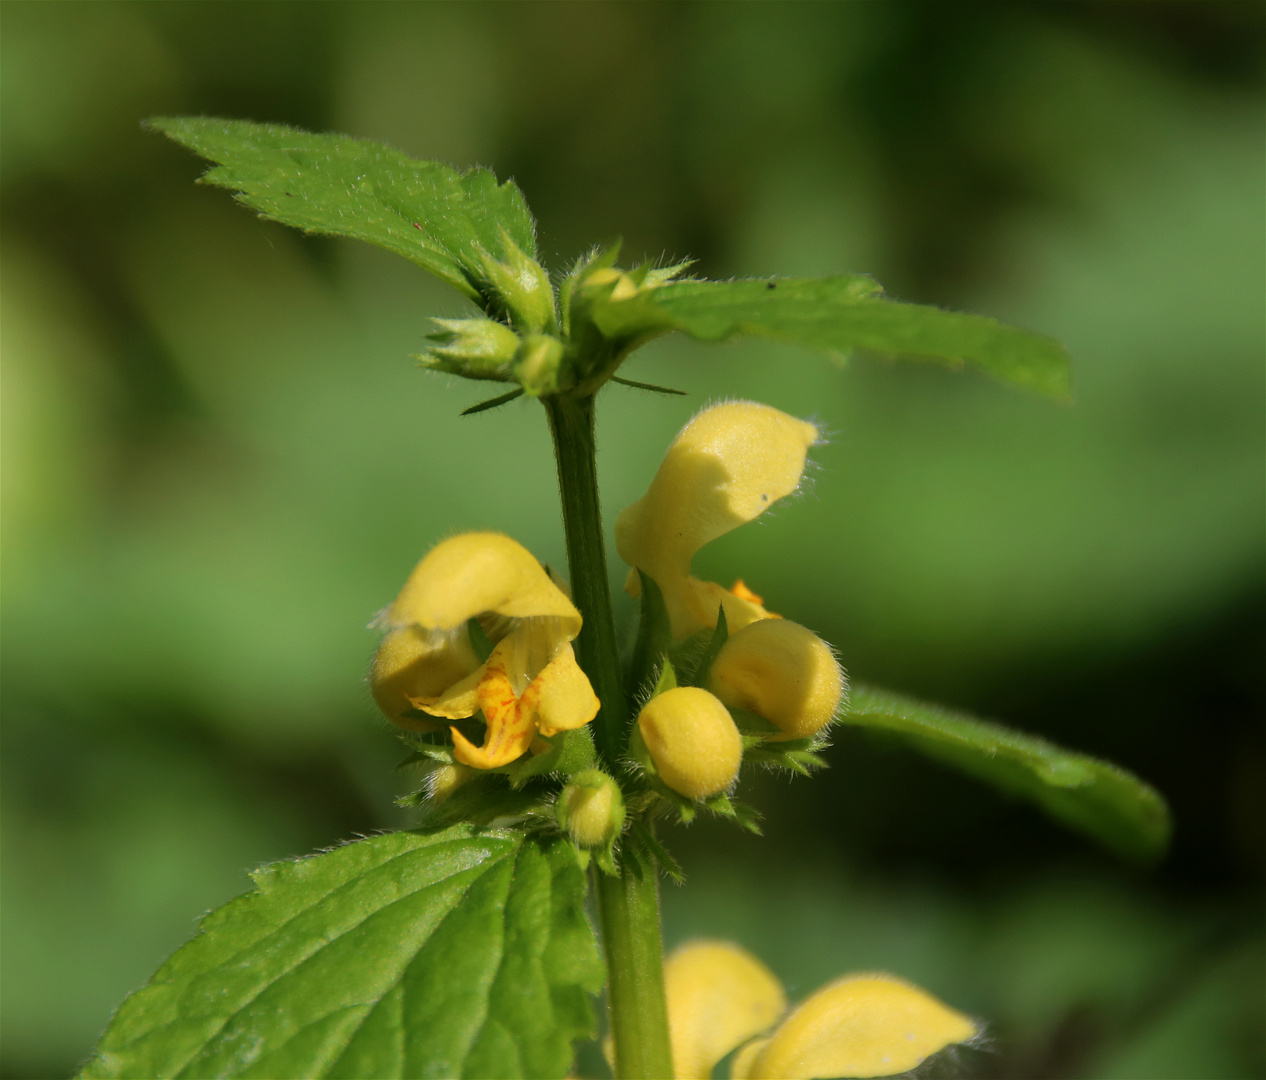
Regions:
[[595, 276, 1071, 400], [842, 682, 1170, 861], [148, 117, 536, 301], [80, 826, 603, 1080]]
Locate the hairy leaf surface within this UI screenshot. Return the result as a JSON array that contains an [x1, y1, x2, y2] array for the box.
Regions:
[[843, 683, 1169, 860], [593, 276, 1071, 399], [149, 118, 537, 301], [80, 826, 602, 1079]]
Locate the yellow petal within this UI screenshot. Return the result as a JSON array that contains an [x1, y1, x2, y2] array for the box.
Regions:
[[707, 620, 845, 740], [387, 532, 580, 637], [728, 580, 771, 609], [747, 974, 977, 1079], [531, 643, 601, 737], [731, 1038, 771, 1080], [370, 625, 480, 727], [449, 631, 600, 768], [616, 402, 818, 639], [665, 941, 787, 1080], [413, 663, 483, 720], [450, 644, 537, 769], [637, 687, 743, 799], [685, 578, 773, 636]]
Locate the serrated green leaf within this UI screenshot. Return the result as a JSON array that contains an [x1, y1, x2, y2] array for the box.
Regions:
[[842, 683, 1171, 861], [80, 826, 603, 1080], [148, 118, 537, 303], [592, 276, 1071, 399]]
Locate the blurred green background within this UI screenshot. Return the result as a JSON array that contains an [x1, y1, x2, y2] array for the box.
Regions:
[[2, 2, 1262, 1077]]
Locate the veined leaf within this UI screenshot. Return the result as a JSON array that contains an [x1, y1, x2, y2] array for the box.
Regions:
[[592, 276, 1071, 399], [149, 118, 537, 302], [80, 826, 603, 1080], [842, 683, 1170, 861]]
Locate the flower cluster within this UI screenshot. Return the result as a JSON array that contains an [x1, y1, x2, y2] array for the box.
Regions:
[[369, 401, 843, 818], [661, 940, 978, 1080], [368, 402, 975, 1080], [618, 401, 846, 801]]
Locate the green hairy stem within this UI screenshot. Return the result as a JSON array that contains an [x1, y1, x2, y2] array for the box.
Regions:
[[544, 392, 674, 1079]]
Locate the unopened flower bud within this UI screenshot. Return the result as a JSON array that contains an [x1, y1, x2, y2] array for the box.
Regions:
[[480, 234, 556, 333], [427, 762, 477, 804], [556, 769, 626, 848], [707, 619, 844, 740], [514, 333, 565, 396], [580, 265, 642, 302], [637, 687, 742, 800], [420, 317, 520, 380]]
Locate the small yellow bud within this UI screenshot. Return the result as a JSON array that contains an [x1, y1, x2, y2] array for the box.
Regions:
[[556, 769, 626, 848], [582, 266, 622, 288], [514, 333, 566, 396], [638, 687, 742, 799], [426, 763, 477, 804], [707, 620, 844, 740]]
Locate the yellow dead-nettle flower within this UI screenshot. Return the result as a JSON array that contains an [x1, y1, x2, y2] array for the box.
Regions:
[[662, 941, 978, 1080], [370, 532, 599, 769], [617, 401, 819, 641], [619, 402, 846, 740]]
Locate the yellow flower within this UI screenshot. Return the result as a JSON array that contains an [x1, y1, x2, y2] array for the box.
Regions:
[[370, 532, 600, 769], [616, 401, 819, 641], [618, 402, 846, 740], [661, 941, 977, 1080]]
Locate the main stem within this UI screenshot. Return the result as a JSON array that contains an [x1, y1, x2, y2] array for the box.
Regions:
[[544, 393, 674, 1080]]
